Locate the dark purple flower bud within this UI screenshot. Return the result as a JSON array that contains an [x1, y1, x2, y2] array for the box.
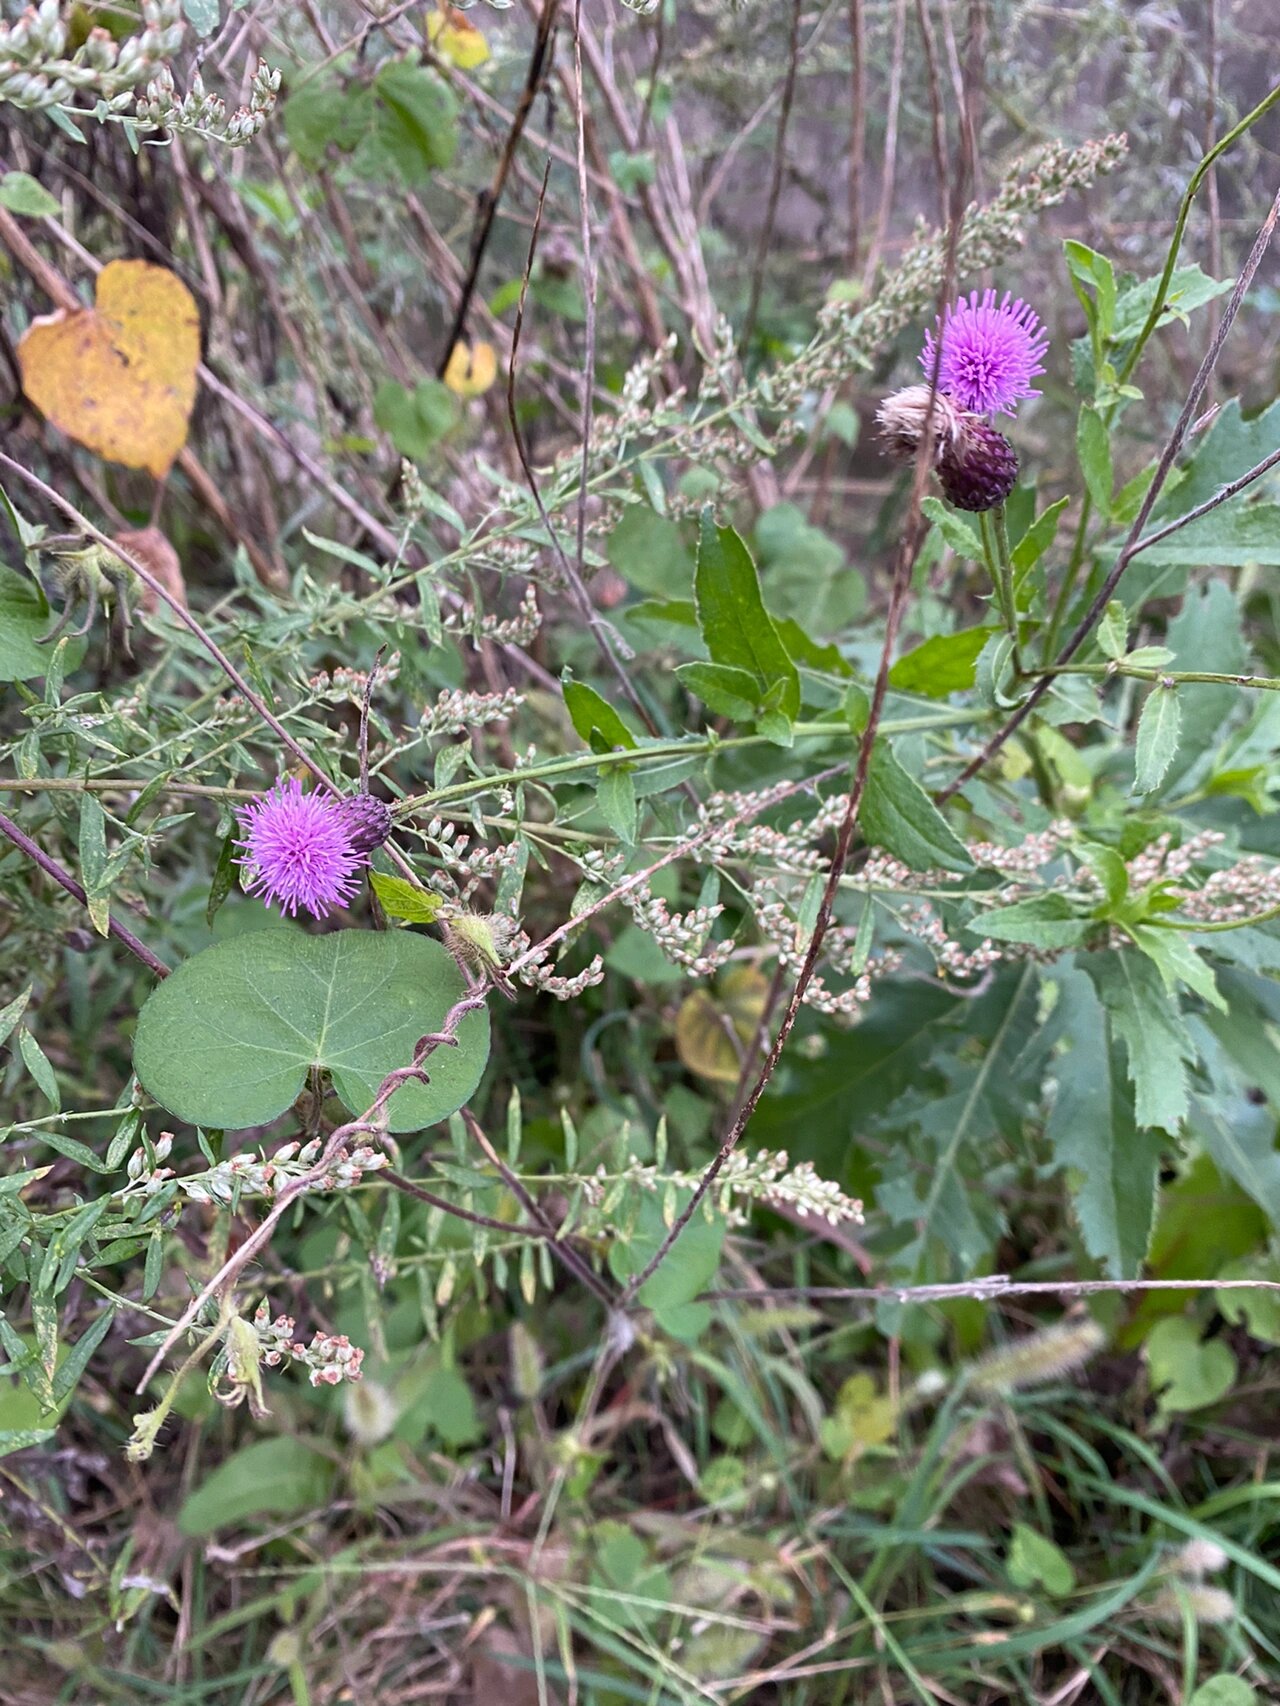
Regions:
[[938, 420, 1019, 512], [339, 793, 392, 854]]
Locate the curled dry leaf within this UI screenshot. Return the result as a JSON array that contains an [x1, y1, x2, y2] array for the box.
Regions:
[[113, 526, 187, 613], [443, 338, 498, 398], [18, 259, 200, 479]]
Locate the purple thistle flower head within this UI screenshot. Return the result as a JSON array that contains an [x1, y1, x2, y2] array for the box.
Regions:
[[235, 777, 366, 919], [920, 289, 1049, 417]]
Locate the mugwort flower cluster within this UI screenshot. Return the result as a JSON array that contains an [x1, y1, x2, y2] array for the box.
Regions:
[[234, 776, 391, 919], [877, 289, 1048, 512]]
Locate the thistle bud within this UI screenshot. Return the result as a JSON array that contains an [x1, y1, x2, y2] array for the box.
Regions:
[[339, 793, 392, 854], [937, 419, 1019, 512], [442, 911, 520, 973]]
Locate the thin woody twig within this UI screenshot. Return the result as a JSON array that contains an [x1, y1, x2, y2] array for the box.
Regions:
[[0, 456, 335, 795], [462, 1110, 617, 1308], [436, 0, 559, 379], [0, 808, 169, 980], [704, 1277, 1280, 1303], [740, 0, 803, 353]]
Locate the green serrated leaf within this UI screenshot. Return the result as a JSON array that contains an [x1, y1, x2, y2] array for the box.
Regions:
[[1064, 240, 1116, 345], [1112, 263, 1231, 344], [1076, 405, 1113, 515], [1129, 924, 1224, 1012], [1145, 1315, 1235, 1423], [1084, 951, 1193, 1131], [861, 743, 972, 873], [889, 626, 995, 697], [1048, 970, 1162, 1276], [365, 60, 458, 185], [179, 1436, 335, 1536], [921, 496, 982, 559], [692, 512, 799, 720], [596, 766, 638, 843], [608, 1192, 724, 1311], [0, 986, 31, 1054], [17, 1028, 60, 1111], [607, 505, 694, 598], [182, 0, 219, 33], [1010, 497, 1071, 589], [0, 171, 60, 217], [206, 832, 238, 929], [374, 378, 457, 460], [0, 565, 84, 682], [972, 894, 1091, 949], [562, 672, 638, 751], [1134, 685, 1181, 794], [676, 661, 763, 722], [1007, 1522, 1076, 1596], [1097, 601, 1128, 661], [369, 872, 445, 924]]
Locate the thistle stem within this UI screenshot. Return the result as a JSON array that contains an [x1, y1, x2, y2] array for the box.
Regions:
[[980, 506, 1021, 673]]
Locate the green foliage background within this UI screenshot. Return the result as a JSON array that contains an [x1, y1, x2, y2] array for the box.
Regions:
[[1, 1, 1280, 1701]]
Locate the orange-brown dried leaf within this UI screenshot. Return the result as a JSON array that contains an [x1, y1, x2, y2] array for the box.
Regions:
[[18, 259, 200, 479]]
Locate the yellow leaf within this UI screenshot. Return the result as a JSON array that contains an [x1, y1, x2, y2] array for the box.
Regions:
[[18, 260, 199, 479], [443, 339, 498, 398], [674, 966, 769, 1087], [427, 5, 490, 70]]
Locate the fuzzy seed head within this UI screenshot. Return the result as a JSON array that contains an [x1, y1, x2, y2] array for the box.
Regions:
[[875, 384, 968, 464], [1147, 1584, 1236, 1626], [1169, 1539, 1228, 1579], [235, 776, 366, 919], [968, 1319, 1105, 1396], [921, 289, 1049, 417], [343, 1378, 399, 1445]]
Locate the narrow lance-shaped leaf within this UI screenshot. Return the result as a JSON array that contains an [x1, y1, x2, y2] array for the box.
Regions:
[[1047, 970, 1162, 1277], [1134, 683, 1181, 794]]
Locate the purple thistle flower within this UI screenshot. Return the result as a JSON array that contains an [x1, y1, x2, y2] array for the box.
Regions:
[[920, 289, 1049, 417], [235, 777, 366, 919]]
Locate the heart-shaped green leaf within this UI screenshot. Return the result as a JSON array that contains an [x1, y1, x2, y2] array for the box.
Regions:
[[133, 929, 489, 1132]]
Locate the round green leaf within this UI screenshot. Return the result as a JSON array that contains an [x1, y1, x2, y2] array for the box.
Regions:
[[133, 928, 489, 1132]]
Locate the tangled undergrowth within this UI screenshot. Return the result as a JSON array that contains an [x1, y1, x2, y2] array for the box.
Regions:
[[2, 2, 1280, 1702]]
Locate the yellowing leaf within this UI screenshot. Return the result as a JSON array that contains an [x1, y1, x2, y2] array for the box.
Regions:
[[443, 338, 498, 398], [427, 5, 490, 70], [674, 966, 768, 1087], [18, 260, 199, 478]]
